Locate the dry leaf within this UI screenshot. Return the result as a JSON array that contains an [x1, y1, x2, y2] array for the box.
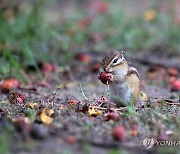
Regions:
[[40, 109, 53, 125], [28, 102, 37, 109], [47, 109, 55, 117], [88, 108, 101, 117], [140, 92, 148, 101]]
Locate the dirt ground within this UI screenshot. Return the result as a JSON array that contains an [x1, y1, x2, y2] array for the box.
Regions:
[[0, 51, 179, 154]]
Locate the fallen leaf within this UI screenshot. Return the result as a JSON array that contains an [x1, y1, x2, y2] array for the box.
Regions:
[[28, 102, 38, 109], [88, 108, 101, 117], [140, 92, 148, 101], [47, 109, 55, 117], [40, 109, 53, 125]]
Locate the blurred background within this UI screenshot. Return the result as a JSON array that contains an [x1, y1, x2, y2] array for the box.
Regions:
[[0, 0, 180, 81]]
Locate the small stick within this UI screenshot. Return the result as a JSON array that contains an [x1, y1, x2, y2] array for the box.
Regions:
[[163, 99, 180, 106], [19, 86, 47, 98], [149, 98, 180, 106], [52, 82, 68, 100], [89, 106, 126, 112]]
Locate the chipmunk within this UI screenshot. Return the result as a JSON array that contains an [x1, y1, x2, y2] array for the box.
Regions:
[[101, 50, 140, 107]]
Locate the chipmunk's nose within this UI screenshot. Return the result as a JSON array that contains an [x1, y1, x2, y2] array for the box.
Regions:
[[104, 67, 110, 72]]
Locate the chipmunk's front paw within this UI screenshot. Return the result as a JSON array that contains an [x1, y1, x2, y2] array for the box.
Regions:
[[98, 71, 112, 85]]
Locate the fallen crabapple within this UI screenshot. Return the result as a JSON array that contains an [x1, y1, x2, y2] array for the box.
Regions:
[[65, 135, 76, 144], [41, 63, 55, 73], [98, 71, 112, 85], [112, 126, 126, 141], [105, 112, 120, 121], [75, 53, 91, 62], [0, 78, 19, 91], [169, 77, 180, 90]]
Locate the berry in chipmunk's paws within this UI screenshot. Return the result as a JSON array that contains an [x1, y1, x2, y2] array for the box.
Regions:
[[98, 71, 112, 85]]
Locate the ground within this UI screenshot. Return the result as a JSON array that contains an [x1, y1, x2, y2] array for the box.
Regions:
[[0, 0, 180, 154], [0, 51, 180, 154]]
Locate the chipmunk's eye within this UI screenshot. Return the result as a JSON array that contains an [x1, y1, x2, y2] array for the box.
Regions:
[[113, 58, 118, 63]]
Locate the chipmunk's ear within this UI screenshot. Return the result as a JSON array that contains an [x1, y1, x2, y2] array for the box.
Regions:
[[119, 51, 125, 60], [120, 51, 125, 55]]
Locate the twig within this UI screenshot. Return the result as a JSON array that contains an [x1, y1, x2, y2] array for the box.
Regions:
[[52, 82, 68, 101], [19, 86, 47, 98], [149, 98, 180, 106], [79, 83, 88, 101], [89, 106, 126, 112], [163, 99, 180, 106]]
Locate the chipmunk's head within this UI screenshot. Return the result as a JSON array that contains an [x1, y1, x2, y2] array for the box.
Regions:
[[102, 50, 128, 74]]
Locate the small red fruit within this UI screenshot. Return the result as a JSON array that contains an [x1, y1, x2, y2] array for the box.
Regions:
[[91, 1, 108, 13], [0, 78, 19, 91], [75, 53, 91, 62], [167, 67, 178, 76], [112, 126, 126, 141], [65, 135, 76, 144], [98, 71, 112, 85], [170, 78, 180, 90], [130, 130, 138, 137], [42, 63, 55, 73], [91, 62, 100, 72], [105, 112, 120, 121]]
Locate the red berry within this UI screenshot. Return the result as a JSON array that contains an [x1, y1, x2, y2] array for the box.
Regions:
[[75, 53, 91, 62], [98, 72, 112, 85], [0, 78, 19, 91], [112, 126, 126, 141], [105, 112, 120, 121], [42, 63, 55, 73], [65, 135, 76, 144], [170, 79, 180, 90], [91, 1, 108, 13]]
